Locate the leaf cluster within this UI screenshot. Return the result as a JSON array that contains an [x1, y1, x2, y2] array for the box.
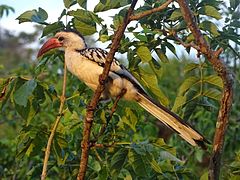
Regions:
[[0, 0, 239, 179]]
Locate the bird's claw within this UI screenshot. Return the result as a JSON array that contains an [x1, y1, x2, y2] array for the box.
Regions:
[[99, 74, 106, 85]]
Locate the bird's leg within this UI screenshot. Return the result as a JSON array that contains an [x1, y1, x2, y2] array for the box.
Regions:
[[91, 88, 127, 145]]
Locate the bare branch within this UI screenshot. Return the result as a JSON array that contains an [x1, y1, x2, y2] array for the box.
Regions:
[[176, 0, 234, 179], [129, 0, 173, 21], [77, 1, 139, 180], [90, 142, 115, 148], [93, 88, 127, 142], [173, 33, 201, 51], [41, 63, 67, 180]]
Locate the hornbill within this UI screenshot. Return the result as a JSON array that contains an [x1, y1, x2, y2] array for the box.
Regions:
[[37, 30, 208, 149]]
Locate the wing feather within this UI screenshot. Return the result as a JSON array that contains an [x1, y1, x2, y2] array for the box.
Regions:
[[75, 48, 147, 94]]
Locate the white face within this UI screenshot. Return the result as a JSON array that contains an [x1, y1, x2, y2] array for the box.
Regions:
[[55, 31, 86, 49]]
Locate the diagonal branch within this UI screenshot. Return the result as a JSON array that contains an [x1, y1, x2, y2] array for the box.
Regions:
[[176, 1, 234, 180], [77, 1, 139, 180], [41, 62, 67, 180], [129, 0, 173, 21], [92, 88, 127, 143]]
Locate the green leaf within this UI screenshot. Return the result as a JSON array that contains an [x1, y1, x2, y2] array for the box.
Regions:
[[53, 139, 68, 166], [0, 5, 15, 18], [69, 9, 103, 35], [178, 76, 199, 96], [183, 100, 198, 120], [134, 34, 148, 42], [16, 138, 33, 159], [33, 84, 46, 104], [160, 151, 183, 163], [220, 31, 240, 45], [121, 108, 138, 132], [169, 9, 182, 21], [137, 46, 152, 63], [146, 153, 162, 174], [110, 148, 128, 177], [69, 9, 103, 23], [154, 138, 176, 155], [14, 100, 38, 125], [128, 149, 148, 177], [173, 87, 201, 113], [155, 48, 169, 63], [73, 19, 96, 36], [230, 0, 240, 10], [98, 165, 108, 179], [94, 0, 131, 12], [1, 78, 17, 110], [184, 63, 199, 74], [230, 20, 240, 28], [200, 20, 220, 37], [199, 5, 222, 20], [17, 7, 48, 24], [203, 75, 223, 88], [0, 77, 12, 100], [232, 9, 240, 19], [58, 9, 67, 21], [172, 95, 187, 112], [186, 34, 194, 43], [77, 0, 87, 9], [200, 171, 208, 180], [41, 21, 65, 37], [99, 34, 110, 42], [202, 88, 222, 101], [113, 14, 124, 29], [164, 41, 178, 58], [63, 0, 77, 8], [133, 64, 169, 106], [25, 142, 35, 157], [13, 79, 37, 107]]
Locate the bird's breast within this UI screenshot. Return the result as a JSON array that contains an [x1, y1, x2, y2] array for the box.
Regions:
[[65, 53, 103, 89]]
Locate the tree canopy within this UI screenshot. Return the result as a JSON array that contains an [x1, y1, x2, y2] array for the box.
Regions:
[[0, 0, 239, 179]]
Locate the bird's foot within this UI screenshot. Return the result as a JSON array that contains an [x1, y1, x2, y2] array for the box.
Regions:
[[99, 74, 107, 85]]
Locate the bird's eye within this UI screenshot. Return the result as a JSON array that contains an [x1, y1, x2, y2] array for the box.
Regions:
[[58, 36, 64, 41]]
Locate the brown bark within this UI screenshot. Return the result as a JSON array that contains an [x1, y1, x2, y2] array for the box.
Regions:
[[176, 1, 234, 179], [129, 0, 173, 21]]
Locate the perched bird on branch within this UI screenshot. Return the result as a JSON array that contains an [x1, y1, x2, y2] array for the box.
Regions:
[[37, 30, 208, 149]]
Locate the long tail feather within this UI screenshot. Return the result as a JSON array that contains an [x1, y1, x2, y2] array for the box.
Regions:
[[137, 92, 208, 149]]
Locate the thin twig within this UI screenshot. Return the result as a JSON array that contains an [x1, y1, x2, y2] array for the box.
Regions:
[[108, 89, 127, 120], [176, 1, 234, 180], [173, 33, 201, 51], [93, 88, 127, 142], [90, 142, 115, 148], [129, 0, 173, 21], [41, 63, 67, 180], [77, 1, 139, 179]]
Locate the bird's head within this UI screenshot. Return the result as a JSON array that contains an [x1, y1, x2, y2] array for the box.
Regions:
[[37, 30, 87, 58]]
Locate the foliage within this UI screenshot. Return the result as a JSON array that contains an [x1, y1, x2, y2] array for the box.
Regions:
[[0, 4, 14, 18], [0, 0, 239, 179], [0, 27, 42, 72]]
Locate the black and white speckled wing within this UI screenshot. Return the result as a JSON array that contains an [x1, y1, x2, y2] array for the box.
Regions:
[[75, 48, 148, 95], [76, 48, 109, 67]]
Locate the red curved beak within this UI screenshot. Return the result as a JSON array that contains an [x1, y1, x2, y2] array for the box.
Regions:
[[37, 37, 62, 58]]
